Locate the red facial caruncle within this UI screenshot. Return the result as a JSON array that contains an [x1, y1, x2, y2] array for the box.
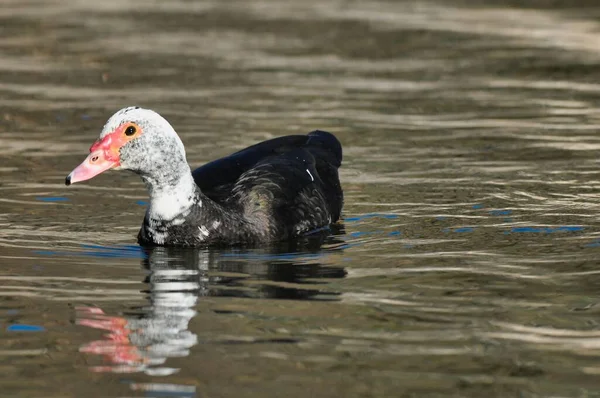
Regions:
[[65, 122, 142, 186]]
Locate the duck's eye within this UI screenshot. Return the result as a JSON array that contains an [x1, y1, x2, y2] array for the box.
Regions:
[[125, 125, 137, 136]]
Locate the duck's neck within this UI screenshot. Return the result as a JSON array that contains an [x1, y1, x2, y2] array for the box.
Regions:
[[141, 164, 199, 222]]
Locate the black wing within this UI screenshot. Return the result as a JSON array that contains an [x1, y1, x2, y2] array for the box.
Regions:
[[191, 130, 343, 235], [192, 135, 304, 190]]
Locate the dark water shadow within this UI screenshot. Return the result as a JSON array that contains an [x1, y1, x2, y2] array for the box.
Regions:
[[76, 227, 346, 376]]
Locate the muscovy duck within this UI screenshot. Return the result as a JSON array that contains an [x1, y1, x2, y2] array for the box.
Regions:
[[65, 107, 343, 247]]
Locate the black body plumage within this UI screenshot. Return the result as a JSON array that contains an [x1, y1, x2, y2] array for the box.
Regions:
[[137, 130, 343, 247]]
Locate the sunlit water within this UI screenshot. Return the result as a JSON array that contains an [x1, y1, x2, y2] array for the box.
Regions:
[[3, 0, 600, 396]]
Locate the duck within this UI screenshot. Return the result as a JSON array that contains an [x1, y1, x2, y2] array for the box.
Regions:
[[65, 107, 343, 247]]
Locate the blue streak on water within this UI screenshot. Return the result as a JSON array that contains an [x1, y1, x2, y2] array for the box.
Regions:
[[511, 227, 540, 233], [142, 390, 195, 398], [509, 226, 584, 234], [443, 227, 475, 233], [489, 209, 512, 216], [136, 200, 148, 206], [34, 244, 147, 259], [388, 231, 401, 236], [345, 213, 398, 223], [36, 196, 69, 202], [472, 204, 484, 209], [555, 226, 584, 232], [7, 324, 45, 332], [454, 227, 475, 233]]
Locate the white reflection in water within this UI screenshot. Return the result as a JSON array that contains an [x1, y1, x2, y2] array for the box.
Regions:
[[76, 249, 208, 375]]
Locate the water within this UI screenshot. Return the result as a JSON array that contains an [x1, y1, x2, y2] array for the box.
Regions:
[[2, 0, 600, 396]]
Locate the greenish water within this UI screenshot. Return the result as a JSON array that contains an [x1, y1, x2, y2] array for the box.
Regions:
[[3, 0, 600, 396]]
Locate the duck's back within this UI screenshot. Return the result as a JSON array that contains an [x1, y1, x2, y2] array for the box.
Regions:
[[192, 130, 343, 240]]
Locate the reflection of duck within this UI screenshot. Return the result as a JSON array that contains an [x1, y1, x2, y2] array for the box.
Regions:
[[78, 246, 206, 375], [66, 107, 343, 247], [77, 231, 346, 375]]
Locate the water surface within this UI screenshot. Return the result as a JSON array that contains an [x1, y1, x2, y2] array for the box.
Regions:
[[3, 0, 600, 396]]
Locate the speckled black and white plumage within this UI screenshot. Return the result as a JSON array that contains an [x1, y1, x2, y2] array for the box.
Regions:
[[98, 107, 343, 247]]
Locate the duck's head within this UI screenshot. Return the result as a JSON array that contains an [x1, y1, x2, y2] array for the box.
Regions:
[[66, 107, 187, 186]]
